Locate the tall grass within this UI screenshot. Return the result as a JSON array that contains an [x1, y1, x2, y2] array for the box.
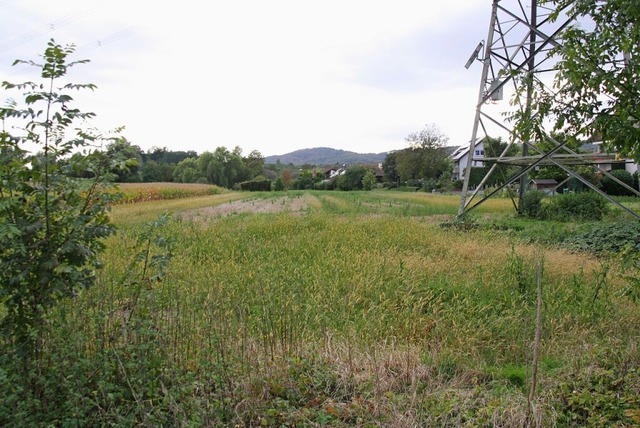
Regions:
[[2, 190, 638, 426], [113, 182, 226, 204]]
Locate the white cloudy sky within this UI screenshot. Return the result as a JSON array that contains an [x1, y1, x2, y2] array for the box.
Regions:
[[1, 0, 494, 157]]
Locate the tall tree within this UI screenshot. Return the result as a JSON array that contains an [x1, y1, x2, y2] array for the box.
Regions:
[[336, 165, 370, 191], [520, 0, 640, 159], [244, 149, 265, 178], [105, 137, 143, 182], [173, 157, 201, 183], [395, 123, 451, 183], [382, 151, 399, 185]]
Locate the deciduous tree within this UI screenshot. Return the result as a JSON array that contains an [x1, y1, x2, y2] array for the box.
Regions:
[[519, 0, 640, 159], [0, 40, 120, 363], [393, 123, 451, 184]]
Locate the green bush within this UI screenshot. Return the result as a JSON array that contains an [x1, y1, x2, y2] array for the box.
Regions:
[[544, 191, 609, 221], [422, 178, 439, 192], [520, 189, 546, 219], [0, 40, 119, 361], [240, 180, 272, 191], [520, 190, 609, 221], [601, 169, 635, 196], [336, 166, 370, 191], [362, 170, 377, 191], [274, 177, 286, 191]]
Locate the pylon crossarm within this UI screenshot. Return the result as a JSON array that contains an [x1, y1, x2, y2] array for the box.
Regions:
[[462, 139, 569, 215], [545, 157, 640, 220], [525, 135, 640, 219], [542, 135, 640, 198], [481, 153, 622, 166]]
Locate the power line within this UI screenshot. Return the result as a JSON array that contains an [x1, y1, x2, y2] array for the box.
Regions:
[[72, 26, 147, 57], [0, 0, 119, 54], [0, 12, 86, 53]]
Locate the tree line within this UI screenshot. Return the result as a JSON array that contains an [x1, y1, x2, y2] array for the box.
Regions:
[[94, 140, 267, 188]]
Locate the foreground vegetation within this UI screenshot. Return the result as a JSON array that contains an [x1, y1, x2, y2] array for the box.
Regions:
[[1, 189, 638, 426]]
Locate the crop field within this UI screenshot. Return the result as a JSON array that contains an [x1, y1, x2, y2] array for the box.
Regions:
[[14, 189, 640, 426], [112, 182, 227, 204]]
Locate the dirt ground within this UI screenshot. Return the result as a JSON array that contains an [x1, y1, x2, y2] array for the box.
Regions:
[[178, 196, 310, 221]]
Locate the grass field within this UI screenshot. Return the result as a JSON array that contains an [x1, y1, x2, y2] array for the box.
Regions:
[[4, 187, 639, 426]]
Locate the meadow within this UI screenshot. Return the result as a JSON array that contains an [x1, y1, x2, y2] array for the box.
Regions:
[[3, 186, 639, 427]]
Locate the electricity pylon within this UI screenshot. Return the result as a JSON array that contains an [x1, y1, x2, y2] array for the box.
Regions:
[[457, 0, 640, 219]]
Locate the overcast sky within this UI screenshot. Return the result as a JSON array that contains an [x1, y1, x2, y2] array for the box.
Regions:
[[1, 0, 494, 157]]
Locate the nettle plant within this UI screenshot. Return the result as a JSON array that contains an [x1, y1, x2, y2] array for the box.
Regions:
[[0, 40, 124, 360]]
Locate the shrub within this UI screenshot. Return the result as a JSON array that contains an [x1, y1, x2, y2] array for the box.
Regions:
[[336, 166, 370, 191], [274, 177, 286, 191], [0, 41, 120, 366], [422, 178, 439, 192], [544, 191, 609, 221], [519, 189, 546, 219], [601, 169, 635, 196], [240, 180, 272, 191], [362, 170, 376, 191], [520, 190, 609, 221]]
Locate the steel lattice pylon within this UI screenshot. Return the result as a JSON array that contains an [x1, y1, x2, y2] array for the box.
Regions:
[[457, 0, 640, 219]]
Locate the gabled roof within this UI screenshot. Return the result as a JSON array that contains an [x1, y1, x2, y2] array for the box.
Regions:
[[450, 146, 468, 161], [449, 139, 485, 161], [442, 145, 461, 157]]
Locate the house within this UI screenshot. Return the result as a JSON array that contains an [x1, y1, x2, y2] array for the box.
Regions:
[[324, 166, 346, 180], [450, 139, 486, 180], [529, 178, 558, 194], [374, 163, 384, 183], [580, 141, 639, 175]]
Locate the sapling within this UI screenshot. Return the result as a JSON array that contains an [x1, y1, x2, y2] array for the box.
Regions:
[[0, 40, 124, 368]]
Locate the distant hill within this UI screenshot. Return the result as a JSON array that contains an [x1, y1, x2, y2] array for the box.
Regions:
[[265, 147, 387, 166]]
